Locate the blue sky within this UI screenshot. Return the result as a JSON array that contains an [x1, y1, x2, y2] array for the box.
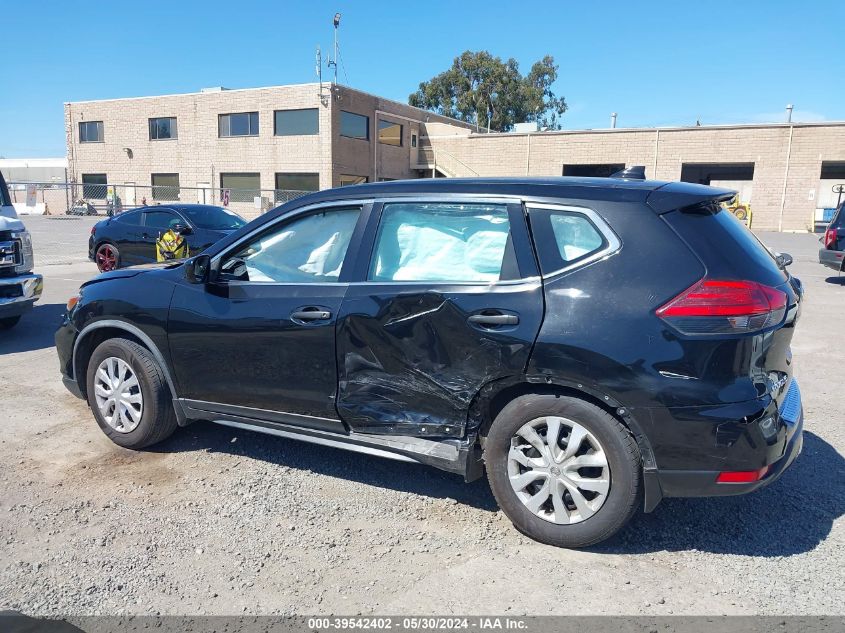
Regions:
[[4, 0, 844, 157]]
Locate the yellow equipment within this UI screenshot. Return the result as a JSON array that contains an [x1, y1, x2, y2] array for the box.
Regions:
[[722, 195, 753, 226], [156, 229, 189, 262]]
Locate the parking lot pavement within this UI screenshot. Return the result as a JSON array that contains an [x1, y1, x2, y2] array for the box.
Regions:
[[0, 230, 842, 616], [25, 215, 100, 266]]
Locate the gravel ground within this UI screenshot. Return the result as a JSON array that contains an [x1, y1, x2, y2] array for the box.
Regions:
[[0, 231, 842, 616]]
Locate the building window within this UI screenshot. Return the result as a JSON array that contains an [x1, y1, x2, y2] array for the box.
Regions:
[[378, 119, 402, 146], [151, 173, 180, 200], [149, 117, 178, 140], [411, 133, 417, 148], [220, 172, 260, 202], [81, 173, 107, 199], [562, 164, 625, 178], [274, 109, 319, 136], [339, 175, 368, 186], [219, 112, 259, 137], [79, 121, 103, 143], [340, 111, 369, 140], [275, 173, 319, 192]]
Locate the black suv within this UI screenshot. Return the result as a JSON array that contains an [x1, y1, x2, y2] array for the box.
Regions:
[[56, 177, 804, 548]]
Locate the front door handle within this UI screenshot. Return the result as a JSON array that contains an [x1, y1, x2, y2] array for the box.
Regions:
[[468, 313, 519, 326], [291, 309, 332, 322]]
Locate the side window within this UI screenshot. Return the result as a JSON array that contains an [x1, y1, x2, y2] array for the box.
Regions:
[[220, 207, 361, 283], [113, 210, 143, 226], [528, 207, 608, 275], [369, 202, 516, 282], [144, 210, 181, 230]]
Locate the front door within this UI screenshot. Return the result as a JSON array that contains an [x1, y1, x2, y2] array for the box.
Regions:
[[168, 203, 368, 428], [139, 207, 182, 262], [336, 199, 544, 437], [123, 182, 136, 207]]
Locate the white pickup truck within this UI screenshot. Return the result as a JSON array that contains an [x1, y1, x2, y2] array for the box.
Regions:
[[0, 172, 42, 329]]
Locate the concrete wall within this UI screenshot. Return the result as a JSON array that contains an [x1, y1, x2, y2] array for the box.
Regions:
[[427, 123, 845, 231]]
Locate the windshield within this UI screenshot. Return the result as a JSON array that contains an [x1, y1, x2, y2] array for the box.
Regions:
[[0, 172, 10, 207], [180, 205, 246, 230]]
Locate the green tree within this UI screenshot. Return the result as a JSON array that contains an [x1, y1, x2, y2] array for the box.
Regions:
[[409, 51, 567, 132]]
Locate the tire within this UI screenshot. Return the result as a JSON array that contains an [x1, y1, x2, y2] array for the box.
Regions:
[[95, 242, 120, 272], [733, 206, 748, 221], [0, 316, 21, 330], [86, 337, 178, 449], [484, 394, 641, 548]]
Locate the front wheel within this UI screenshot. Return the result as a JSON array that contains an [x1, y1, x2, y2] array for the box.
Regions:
[[86, 337, 178, 449], [484, 394, 641, 548]]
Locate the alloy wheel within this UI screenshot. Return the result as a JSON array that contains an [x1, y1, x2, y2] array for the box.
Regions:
[[93, 357, 143, 433], [96, 245, 117, 272], [507, 416, 610, 524]]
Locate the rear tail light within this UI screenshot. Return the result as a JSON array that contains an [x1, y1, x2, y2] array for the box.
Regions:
[[90, 226, 96, 235], [824, 227, 838, 249], [656, 279, 788, 335], [716, 466, 770, 484]]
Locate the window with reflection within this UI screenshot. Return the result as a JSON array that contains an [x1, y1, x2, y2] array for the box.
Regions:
[[220, 208, 361, 283]]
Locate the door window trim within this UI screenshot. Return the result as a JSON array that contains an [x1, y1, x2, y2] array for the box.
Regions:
[[525, 202, 621, 279], [210, 200, 371, 286]]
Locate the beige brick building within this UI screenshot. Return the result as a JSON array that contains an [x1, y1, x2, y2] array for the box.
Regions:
[[65, 83, 472, 218], [66, 83, 845, 229]]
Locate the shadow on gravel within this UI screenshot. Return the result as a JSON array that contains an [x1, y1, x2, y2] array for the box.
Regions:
[[154, 420, 500, 512], [824, 275, 845, 285], [595, 431, 844, 557], [0, 303, 66, 354]]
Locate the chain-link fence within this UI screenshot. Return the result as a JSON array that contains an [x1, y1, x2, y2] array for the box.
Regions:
[[6, 181, 312, 221]]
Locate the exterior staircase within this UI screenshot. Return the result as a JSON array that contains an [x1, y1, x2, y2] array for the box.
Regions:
[[413, 144, 478, 178]]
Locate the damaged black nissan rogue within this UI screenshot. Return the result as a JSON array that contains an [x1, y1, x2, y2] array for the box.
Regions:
[[55, 176, 804, 548]]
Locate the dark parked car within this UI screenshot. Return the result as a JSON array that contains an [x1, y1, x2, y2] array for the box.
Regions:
[[819, 203, 844, 272], [56, 177, 804, 548], [89, 204, 246, 271]]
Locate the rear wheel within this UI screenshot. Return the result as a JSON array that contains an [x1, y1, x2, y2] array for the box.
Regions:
[[86, 337, 178, 449], [95, 243, 119, 272], [484, 394, 641, 548], [0, 316, 21, 330]]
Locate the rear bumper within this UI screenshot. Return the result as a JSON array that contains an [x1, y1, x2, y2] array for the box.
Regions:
[[654, 379, 803, 500], [0, 272, 43, 318], [819, 247, 844, 271]]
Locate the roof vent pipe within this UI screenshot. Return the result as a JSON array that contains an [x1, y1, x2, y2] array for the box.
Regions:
[[611, 112, 617, 129], [786, 104, 793, 123]]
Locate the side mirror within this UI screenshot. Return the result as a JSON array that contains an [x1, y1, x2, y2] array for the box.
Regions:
[[185, 254, 211, 284], [173, 223, 192, 235], [775, 252, 793, 269]]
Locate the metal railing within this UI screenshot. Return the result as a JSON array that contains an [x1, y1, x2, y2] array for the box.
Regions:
[[415, 146, 478, 177], [6, 182, 312, 220]]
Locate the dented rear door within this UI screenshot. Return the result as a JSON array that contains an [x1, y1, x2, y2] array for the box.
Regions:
[[335, 198, 543, 438]]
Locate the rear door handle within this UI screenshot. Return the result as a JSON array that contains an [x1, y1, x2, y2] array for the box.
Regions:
[[291, 309, 332, 321], [468, 313, 519, 326]]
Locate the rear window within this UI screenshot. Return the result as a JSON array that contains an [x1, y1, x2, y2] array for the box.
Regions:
[[664, 204, 787, 287], [528, 207, 608, 275], [832, 205, 844, 229]]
